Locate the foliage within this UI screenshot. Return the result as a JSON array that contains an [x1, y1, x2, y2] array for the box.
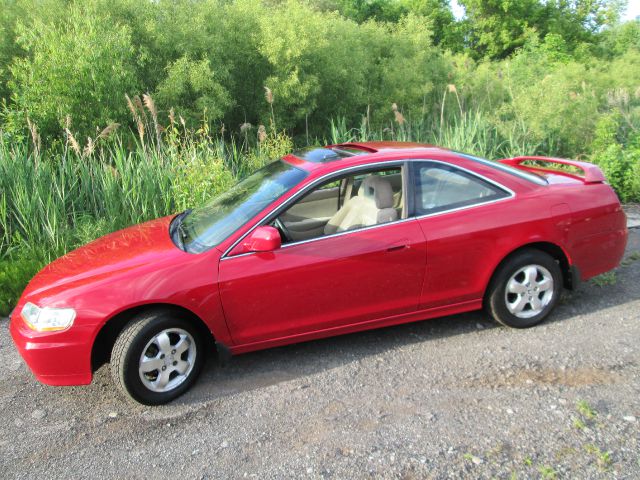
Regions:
[[172, 154, 235, 211], [8, 2, 140, 138], [0, 256, 44, 316], [323, 0, 460, 47], [155, 56, 231, 126], [459, 0, 626, 59]]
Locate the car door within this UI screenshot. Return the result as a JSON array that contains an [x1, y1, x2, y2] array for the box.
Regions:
[[217, 166, 427, 345], [410, 161, 515, 309]]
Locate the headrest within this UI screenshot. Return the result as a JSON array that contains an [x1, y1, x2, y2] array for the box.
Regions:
[[359, 175, 394, 209]]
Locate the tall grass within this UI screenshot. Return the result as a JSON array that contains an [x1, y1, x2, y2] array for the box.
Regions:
[[0, 140, 173, 260], [0, 105, 542, 316], [1, 107, 540, 261], [327, 109, 540, 159]]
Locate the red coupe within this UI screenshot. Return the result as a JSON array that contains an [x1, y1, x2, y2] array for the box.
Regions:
[[10, 142, 628, 404]]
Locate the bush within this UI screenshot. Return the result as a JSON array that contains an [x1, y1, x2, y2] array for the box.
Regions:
[[172, 153, 235, 211], [589, 112, 640, 202], [0, 256, 45, 317]]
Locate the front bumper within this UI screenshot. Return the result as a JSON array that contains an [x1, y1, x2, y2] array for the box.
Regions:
[[9, 311, 93, 386]]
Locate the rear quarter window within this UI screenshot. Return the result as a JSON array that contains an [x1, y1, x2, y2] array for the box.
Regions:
[[413, 162, 511, 215]]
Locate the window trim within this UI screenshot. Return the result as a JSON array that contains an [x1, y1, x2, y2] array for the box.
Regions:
[[408, 160, 515, 218], [220, 159, 515, 260]]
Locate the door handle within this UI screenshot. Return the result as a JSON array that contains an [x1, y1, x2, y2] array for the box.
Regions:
[[387, 244, 408, 252]]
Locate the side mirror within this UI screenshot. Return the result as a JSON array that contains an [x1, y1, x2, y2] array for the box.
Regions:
[[242, 226, 281, 253]]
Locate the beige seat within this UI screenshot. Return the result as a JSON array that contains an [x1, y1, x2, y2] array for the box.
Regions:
[[324, 175, 398, 235]]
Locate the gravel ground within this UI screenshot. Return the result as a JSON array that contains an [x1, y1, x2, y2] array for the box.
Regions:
[[1, 230, 639, 479]]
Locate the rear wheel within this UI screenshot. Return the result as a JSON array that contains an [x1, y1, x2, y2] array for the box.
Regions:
[[486, 249, 562, 328], [111, 311, 205, 405]]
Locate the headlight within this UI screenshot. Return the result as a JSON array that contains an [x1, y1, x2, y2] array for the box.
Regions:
[[21, 302, 76, 332]]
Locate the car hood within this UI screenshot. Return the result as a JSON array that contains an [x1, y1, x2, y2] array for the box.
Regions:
[[22, 216, 183, 299]]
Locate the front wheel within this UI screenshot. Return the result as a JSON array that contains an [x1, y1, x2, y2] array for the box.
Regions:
[[486, 249, 563, 328], [111, 311, 205, 405]]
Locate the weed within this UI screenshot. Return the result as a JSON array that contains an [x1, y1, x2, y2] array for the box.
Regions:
[[584, 444, 612, 471], [621, 251, 640, 267], [576, 400, 597, 420], [590, 272, 617, 287], [537, 465, 557, 479], [573, 417, 587, 430]]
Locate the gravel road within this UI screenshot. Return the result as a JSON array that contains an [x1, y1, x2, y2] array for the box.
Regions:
[[1, 230, 639, 479]]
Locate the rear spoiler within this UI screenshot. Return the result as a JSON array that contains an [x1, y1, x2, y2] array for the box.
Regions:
[[498, 156, 606, 184]]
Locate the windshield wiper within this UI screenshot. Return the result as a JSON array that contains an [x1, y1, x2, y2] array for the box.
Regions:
[[170, 209, 192, 251]]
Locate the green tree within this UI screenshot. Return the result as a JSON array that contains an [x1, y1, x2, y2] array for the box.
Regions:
[[325, 0, 408, 22], [317, 0, 459, 47], [459, 0, 627, 59], [155, 56, 231, 125], [9, 3, 140, 137], [400, 0, 462, 48]]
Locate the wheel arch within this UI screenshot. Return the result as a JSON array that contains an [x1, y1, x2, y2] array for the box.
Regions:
[[485, 241, 574, 302], [91, 303, 216, 372]]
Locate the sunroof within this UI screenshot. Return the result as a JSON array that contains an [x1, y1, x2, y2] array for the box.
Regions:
[[292, 146, 370, 163]]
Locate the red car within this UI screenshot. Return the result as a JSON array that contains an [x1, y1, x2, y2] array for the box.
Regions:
[[10, 142, 627, 404]]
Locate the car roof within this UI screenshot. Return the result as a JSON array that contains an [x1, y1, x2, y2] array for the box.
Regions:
[[284, 142, 455, 173]]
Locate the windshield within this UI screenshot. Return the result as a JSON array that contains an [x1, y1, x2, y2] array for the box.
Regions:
[[177, 160, 307, 253]]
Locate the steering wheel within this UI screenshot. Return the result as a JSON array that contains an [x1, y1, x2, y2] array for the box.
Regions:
[[273, 217, 292, 243]]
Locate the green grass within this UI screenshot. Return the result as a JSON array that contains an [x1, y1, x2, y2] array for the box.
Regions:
[[590, 271, 617, 287], [576, 400, 597, 420], [621, 251, 640, 267], [573, 417, 587, 430], [537, 465, 558, 479], [327, 111, 538, 160], [584, 444, 613, 471]]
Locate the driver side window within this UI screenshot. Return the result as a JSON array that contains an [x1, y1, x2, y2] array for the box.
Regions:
[[272, 166, 403, 244]]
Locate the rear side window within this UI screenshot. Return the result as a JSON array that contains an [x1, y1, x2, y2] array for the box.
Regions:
[[413, 162, 511, 215]]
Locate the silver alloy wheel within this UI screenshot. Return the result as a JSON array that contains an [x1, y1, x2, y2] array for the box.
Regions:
[[138, 328, 197, 393], [504, 264, 554, 319]]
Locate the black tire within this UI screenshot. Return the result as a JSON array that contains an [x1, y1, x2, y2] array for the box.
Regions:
[[485, 249, 563, 328], [111, 311, 205, 405]]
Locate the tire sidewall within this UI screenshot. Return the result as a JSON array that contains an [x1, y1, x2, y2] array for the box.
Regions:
[[489, 250, 563, 328], [120, 314, 205, 405]]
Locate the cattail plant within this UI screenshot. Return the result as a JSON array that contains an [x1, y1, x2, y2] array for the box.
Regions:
[[240, 122, 252, 149], [392, 103, 405, 126], [64, 128, 81, 156], [143, 93, 162, 148], [126, 94, 146, 149], [97, 123, 120, 141], [441, 83, 463, 128], [257, 125, 267, 143], [264, 86, 276, 131], [26, 116, 41, 161]]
